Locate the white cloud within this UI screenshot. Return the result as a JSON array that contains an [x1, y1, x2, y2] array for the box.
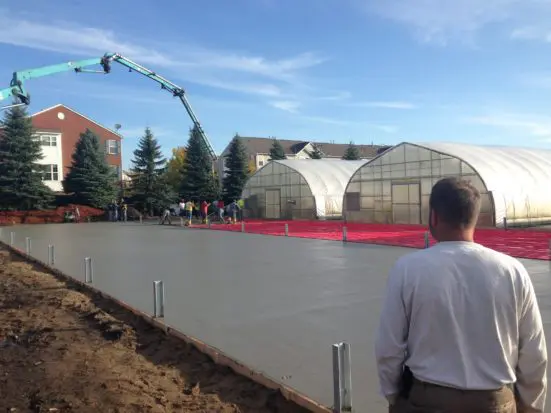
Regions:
[[466, 113, 551, 138], [347, 101, 417, 109], [362, 0, 550, 44], [269, 100, 301, 113], [0, 9, 324, 98], [510, 25, 551, 42]]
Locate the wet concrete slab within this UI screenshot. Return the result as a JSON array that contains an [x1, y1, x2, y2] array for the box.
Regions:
[[3, 222, 551, 413]]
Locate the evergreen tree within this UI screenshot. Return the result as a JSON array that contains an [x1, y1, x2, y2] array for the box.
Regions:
[[0, 105, 53, 210], [307, 144, 324, 159], [180, 126, 219, 200], [342, 141, 361, 160], [129, 127, 174, 213], [223, 134, 249, 202], [268, 139, 286, 160], [63, 129, 117, 208]]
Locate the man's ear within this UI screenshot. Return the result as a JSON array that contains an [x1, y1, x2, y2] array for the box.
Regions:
[[429, 208, 437, 227]]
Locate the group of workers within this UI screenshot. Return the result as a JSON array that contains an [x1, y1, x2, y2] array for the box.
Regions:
[[159, 198, 242, 226], [107, 200, 128, 222]]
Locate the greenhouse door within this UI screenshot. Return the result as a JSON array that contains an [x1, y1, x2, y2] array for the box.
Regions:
[[391, 182, 421, 224], [265, 189, 281, 219]]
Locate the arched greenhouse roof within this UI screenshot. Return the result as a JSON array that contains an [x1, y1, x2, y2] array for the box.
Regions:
[[273, 159, 365, 197]]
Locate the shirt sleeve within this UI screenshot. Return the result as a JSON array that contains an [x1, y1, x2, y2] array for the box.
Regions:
[[515, 265, 547, 413], [375, 259, 409, 399]]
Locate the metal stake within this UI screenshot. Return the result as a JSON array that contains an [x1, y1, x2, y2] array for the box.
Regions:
[[333, 342, 353, 413], [153, 280, 165, 318], [284, 223, 289, 236], [84, 257, 93, 283], [503, 217, 508, 230], [241, 221, 245, 232], [424, 231, 430, 249], [48, 245, 55, 266], [0, 227, 3, 239], [25, 237, 31, 255], [342, 226, 348, 242], [10, 232, 14, 246], [180, 217, 184, 226], [139, 215, 143, 224]]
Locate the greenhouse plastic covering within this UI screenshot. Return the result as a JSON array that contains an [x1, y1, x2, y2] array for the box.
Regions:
[[418, 142, 551, 226], [275, 159, 365, 217]]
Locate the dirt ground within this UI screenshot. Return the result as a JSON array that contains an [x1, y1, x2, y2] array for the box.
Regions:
[[0, 248, 311, 413]]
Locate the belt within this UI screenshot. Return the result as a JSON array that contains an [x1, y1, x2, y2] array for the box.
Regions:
[[413, 377, 514, 392]]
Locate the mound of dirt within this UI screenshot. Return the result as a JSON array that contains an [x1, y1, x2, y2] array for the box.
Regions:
[[0, 248, 310, 413]]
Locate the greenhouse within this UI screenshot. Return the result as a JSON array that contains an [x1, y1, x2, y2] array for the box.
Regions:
[[343, 142, 551, 227], [242, 159, 365, 220]]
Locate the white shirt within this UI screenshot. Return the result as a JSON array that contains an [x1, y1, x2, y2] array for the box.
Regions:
[[375, 241, 547, 412]]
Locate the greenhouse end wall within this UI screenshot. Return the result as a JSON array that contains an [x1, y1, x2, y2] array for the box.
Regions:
[[242, 161, 317, 220], [343, 143, 495, 226]]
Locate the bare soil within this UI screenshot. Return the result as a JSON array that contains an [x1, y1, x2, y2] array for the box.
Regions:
[[0, 248, 311, 413]]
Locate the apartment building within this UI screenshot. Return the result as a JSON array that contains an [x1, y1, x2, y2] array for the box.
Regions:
[[216, 137, 384, 182], [31, 104, 122, 192]]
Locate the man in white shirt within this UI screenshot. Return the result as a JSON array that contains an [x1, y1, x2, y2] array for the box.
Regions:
[[375, 177, 547, 413]]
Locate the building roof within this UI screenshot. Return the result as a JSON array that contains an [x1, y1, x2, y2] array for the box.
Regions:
[[237, 137, 382, 158], [31, 104, 123, 138]]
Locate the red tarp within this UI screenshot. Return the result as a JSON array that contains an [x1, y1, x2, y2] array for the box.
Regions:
[[0, 205, 104, 225], [198, 220, 551, 261]]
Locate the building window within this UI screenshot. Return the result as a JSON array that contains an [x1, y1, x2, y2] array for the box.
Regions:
[[106, 139, 119, 155], [110, 165, 121, 179], [37, 135, 57, 146], [258, 160, 264, 166], [37, 164, 59, 181]]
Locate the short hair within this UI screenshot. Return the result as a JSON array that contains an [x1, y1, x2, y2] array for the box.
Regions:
[[429, 177, 481, 228]]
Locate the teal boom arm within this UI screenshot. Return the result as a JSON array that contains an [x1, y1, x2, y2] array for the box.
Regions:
[[106, 53, 216, 160], [0, 57, 106, 105], [0, 53, 217, 160]]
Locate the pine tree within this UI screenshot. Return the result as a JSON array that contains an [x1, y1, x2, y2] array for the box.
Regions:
[[180, 126, 219, 200], [342, 141, 361, 160], [63, 129, 117, 208], [0, 105, 53, 210], [223, 134, 249, 202], [307, 144, 324, 159], [129, 127, 174, 213], [268, 139, 286, 160]]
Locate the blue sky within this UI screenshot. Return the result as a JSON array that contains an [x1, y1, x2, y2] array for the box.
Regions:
[[1, 0, 551, 169]]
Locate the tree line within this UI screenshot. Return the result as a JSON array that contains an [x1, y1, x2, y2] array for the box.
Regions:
[[0, 105, 252, 213], [0, 105, 363, 213]]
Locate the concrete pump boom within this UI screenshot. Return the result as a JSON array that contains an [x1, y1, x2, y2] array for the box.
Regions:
[[0, 53, 217, 160]]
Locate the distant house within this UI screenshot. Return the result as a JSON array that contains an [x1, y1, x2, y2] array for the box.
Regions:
[[216, 137, 384, 182], [30, 104, 123, 192]]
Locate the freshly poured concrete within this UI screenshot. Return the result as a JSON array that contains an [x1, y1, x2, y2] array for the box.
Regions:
[[3, 223, 551, 413]]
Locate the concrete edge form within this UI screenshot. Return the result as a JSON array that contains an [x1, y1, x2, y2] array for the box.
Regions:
[[0, 240, 331, 413]]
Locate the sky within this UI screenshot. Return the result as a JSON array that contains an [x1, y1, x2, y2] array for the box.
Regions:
[[1, 0, 551, 169]]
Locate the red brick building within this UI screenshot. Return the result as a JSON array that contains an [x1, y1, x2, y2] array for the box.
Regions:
[[31, 104, 123, 192]]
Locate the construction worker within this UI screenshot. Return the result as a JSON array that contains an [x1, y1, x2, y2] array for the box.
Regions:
[[184, 199, 194, 226], [159, 207, 171, 225], [200, 200, 210, 224], [121, 202, 128, 222]]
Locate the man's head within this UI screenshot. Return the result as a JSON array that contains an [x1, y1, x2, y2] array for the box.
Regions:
[[429, 177, 481, 241]]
